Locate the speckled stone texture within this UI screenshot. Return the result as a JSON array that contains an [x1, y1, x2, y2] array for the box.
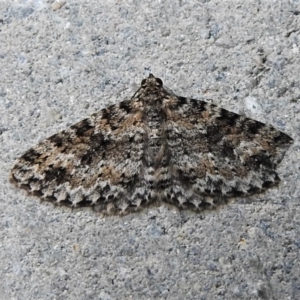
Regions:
[[1, 1, 299, 299]]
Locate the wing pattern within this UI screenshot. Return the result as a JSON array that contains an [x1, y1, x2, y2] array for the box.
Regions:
[[10, 74, 293, 215]]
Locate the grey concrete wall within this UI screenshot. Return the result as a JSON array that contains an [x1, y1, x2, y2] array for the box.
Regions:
[[1, 1, 299, 299]]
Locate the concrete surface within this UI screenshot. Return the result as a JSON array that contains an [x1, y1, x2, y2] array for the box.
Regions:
[[1, 1, 299, 299]]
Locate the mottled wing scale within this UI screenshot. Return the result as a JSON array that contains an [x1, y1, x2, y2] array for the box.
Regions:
[[11, 99, 150, 214], [162, 97, 292, 210], [10, 74, 293, 215]]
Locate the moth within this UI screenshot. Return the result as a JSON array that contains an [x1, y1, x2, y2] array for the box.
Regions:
[[10, 74, 293, 215]]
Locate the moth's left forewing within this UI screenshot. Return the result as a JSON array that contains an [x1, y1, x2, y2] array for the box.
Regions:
[[10, 98, 150, 214]]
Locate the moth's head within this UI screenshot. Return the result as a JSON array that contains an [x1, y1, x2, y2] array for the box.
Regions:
[[141, 74, 163, 88]]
